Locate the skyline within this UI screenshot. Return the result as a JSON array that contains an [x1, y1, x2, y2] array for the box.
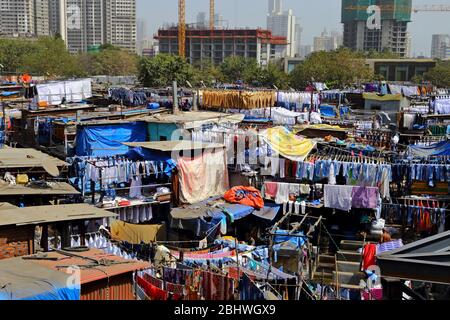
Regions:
[[137, 0, 450, 57]]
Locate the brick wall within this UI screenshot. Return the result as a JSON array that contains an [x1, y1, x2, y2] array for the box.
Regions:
[[0, 226, 34, 260]]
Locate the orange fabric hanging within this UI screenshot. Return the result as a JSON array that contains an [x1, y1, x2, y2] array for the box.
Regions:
[[224, 186, 264, 209]]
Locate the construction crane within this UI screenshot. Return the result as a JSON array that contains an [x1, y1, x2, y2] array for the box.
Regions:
[[178, 0, 186, 58], [178, 0, 215, 58]]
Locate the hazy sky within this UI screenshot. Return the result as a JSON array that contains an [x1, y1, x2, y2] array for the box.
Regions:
[[137, 0, 450, 57]]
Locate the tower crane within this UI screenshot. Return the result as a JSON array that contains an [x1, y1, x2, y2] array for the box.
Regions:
[[178, 0, 215, 58]]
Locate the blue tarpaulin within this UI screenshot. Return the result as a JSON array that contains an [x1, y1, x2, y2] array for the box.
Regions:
[[273, 229, 306, 248], [0, 91, 20, 97], [75, 122, 147, 157], [320, 105, 337, 118], [408, 141, 450, 157], [0, 258, 80, 300], [125, 147, 177, 177]]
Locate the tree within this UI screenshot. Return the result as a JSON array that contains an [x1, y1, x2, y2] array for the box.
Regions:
[[0, 38, 39, 73], [423, 61, 450, 88], [191, 60, 224, 87], [259, 63, 290, 90], [90, 48, 138, 76], [139, 54, 193, 87], [21, 37, 79, 77], [219, 56, 261, 84], [290, 48, 373, 89]]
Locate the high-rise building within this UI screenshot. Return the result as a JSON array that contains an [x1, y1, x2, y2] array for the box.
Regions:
[[0, 0, 36, 36], [65, 0, 104, 53], [294, 23, 302, 57], [65, 0, 136, 53], [156, 28, 287, 66], [214, 13, 223, 28], [104, 0, 136, 52], [49, 0, 67, 42], [196, 12, 207, 28], [34, 0, 49, 36], [405, 32, 412, 57], [268, 0, 282, 15], [136, 18, 147, 55], [299, 45, 312, 59], [313, 30, 342, 52], [341, 0, 412, 57], [196, 11, 223, 29], [0, 0, 53, 37], [267, 0, 296, 57], [431, 34, 450, 59]]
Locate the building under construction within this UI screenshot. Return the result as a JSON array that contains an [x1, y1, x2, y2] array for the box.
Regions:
[[342, 0, 412, 57], [155, 27, 287, 66]]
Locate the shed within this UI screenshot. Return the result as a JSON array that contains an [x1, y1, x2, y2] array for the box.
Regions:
[[0, 204, 116, 260], [142, 111, 244, 141], [363, 93, 410, 123], [33, 249, 150, 300], [0, 256, 80, 300], [0, 248, 150, 300]]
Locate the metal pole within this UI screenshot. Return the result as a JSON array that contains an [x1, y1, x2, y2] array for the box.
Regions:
[[173, 81, 180, 114], [193, 90, 199, 111]]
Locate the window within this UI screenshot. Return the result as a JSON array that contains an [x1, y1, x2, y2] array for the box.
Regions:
[[379, 66, 389, 80], [395, 66, 408, 82]]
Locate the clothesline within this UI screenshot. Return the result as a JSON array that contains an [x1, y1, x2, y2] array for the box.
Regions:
[[156, 222, 221, 245], [314, 142, 389, 163]]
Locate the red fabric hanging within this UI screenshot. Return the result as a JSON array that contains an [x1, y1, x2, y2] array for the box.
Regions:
[[362, 244, 377, 271], [136, 275, 168, 301]]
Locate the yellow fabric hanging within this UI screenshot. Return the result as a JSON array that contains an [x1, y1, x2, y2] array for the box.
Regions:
[[259, 127, 316, 161], [362, 93, 403, 101], [110, 220, 166, 244], [306, 124, 346, 131], [201, 90, 276, 109]]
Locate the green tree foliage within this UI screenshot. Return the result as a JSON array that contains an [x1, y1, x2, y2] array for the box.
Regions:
[[258, 63, 290, 90], [290, 48, 373, 89], [423, 61, 450, 88], [81, 47, 139, 76], [219, 56, 260, 84], [0, 38, 40, 73], [191, 60, 224, 87], [0, 37, 138, 77], [139, 54, 193, 87], [21, 37, 79, 77]]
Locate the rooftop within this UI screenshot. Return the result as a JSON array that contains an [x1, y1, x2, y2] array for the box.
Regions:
[[143, 111, 244, 129], [0, 203, 116, 227], [0, 148, 66, 176], [0, 181, 80, 197], [32, 249, 151, 284]]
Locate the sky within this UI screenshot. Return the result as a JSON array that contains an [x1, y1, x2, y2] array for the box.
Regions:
[[137, 0, 450, 57]]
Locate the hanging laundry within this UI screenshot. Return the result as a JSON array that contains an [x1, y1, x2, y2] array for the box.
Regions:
[[110, 220, 165, 244], [351, 187, 379, 209], [324, 185, 353, 211], [177, 148, 229, 204]]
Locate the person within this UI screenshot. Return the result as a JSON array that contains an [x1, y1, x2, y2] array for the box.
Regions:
[[380, 228, 392, 243], [372, 115, 381, 130]]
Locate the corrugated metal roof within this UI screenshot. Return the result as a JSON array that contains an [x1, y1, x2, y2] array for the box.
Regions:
[[32, 249, 151, 284], [0, 148, 66, 168], [0, 203, 117, 227], [0, 202, 18, 210], [0, 181, 80, 196], [142, 111, 245, 128]]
